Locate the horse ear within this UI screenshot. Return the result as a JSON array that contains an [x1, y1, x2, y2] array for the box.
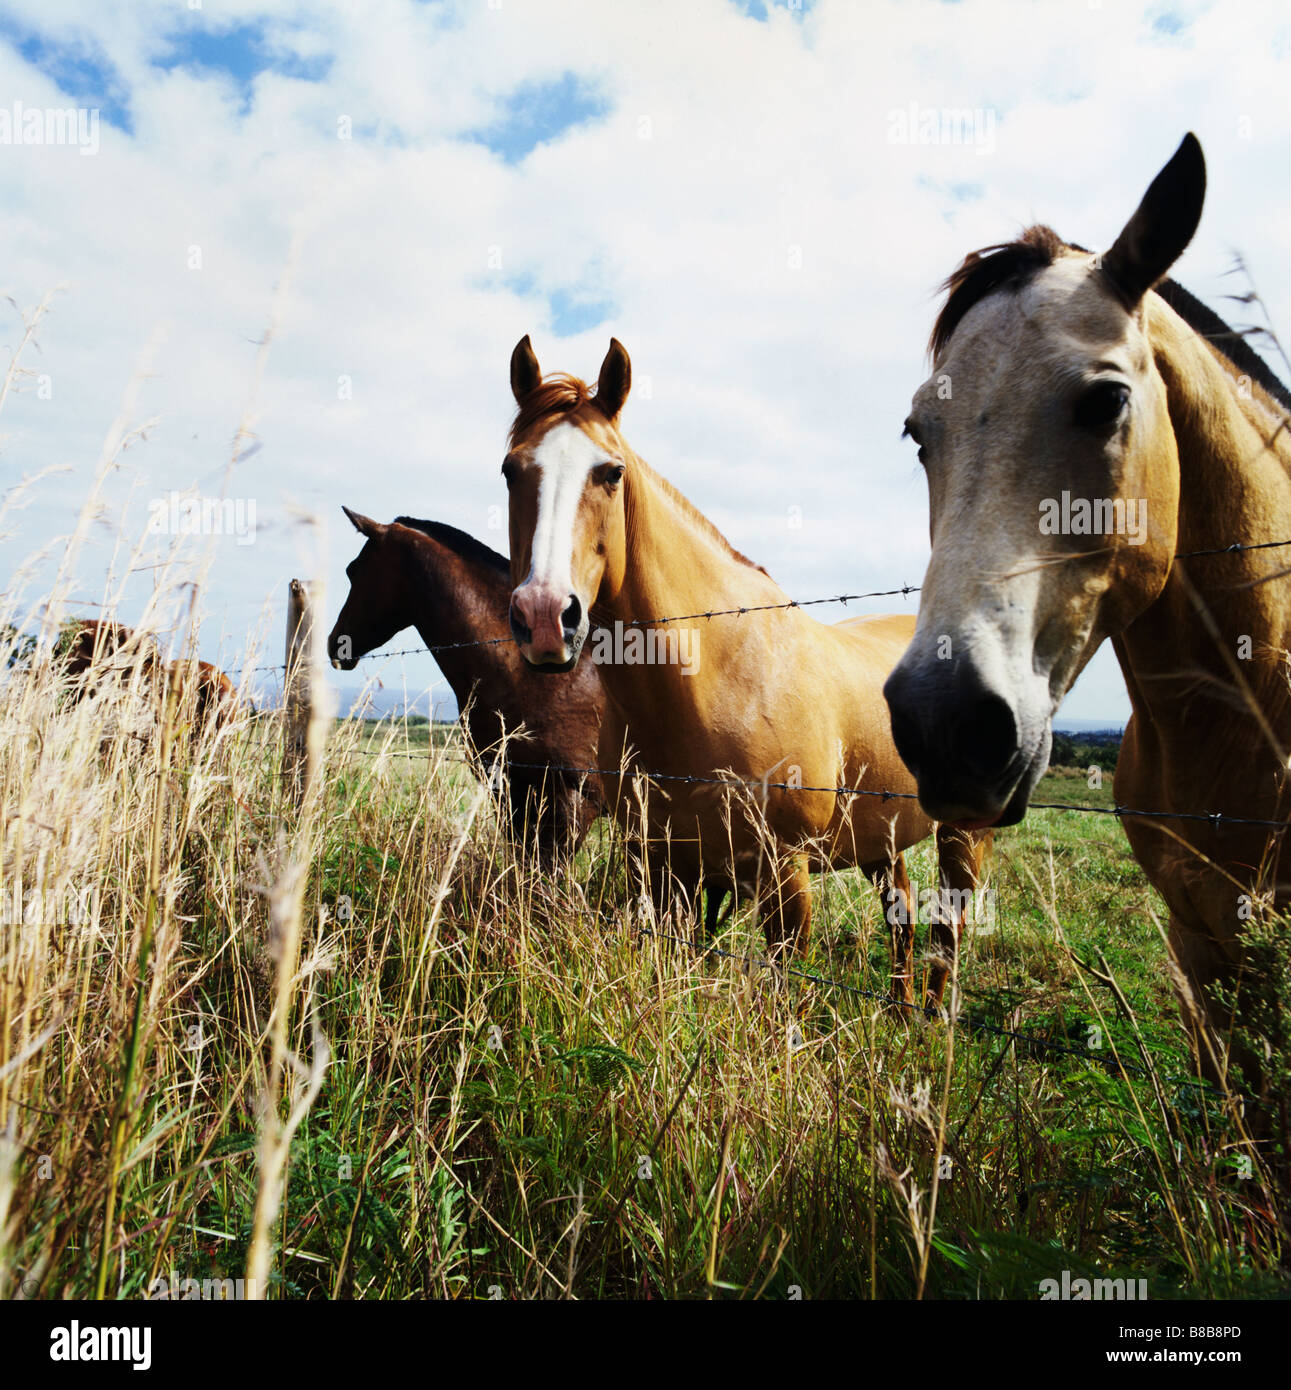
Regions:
[[1099, 133, 1205, 307], [510, 335, 542, 402], [596, 338, 631, 421], [342, 506, 384, 538]]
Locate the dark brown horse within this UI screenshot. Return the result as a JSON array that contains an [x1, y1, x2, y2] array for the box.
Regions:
[[328, 509, 607, 862]]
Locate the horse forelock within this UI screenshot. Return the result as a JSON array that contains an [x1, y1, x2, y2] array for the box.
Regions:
[[508, 373, 618, 450], [929, 225, 1067, 359]]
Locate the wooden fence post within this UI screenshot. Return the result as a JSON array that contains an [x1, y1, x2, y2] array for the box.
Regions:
[[283, 578, 319, 805]]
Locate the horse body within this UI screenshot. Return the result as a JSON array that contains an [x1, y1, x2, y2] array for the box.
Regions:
[[164, 659, 239, 726], [328, 510, 605, 861], [503, 341, 987, 998], [883, 134, 1291, 1084], [1113, 294, 1291, 1046], [594, 455, 932, 878], [61, 619, 159, 693]]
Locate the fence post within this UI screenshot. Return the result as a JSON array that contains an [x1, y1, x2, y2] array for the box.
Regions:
[[283, 578, 319, 805]]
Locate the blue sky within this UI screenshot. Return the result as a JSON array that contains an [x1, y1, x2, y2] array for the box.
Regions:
[[468, 71, 610, 165], [1, 0, 1289, 726], [0, 12, 132, 130]]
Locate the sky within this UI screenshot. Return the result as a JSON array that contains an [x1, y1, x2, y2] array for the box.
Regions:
[[1, 0, 1289, 724]]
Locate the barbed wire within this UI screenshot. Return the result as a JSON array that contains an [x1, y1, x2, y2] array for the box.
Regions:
[[342, 746, 1291, 833], [227, 534, 1291, 675], [222, 584, 923, 674], [1175, 538, 1291, 559]]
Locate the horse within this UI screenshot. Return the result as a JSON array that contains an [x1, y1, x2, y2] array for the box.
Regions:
[[882, 133, 1291, 1091], [327, 510, 608, 863], [60, 618, 240, 729], [163, 659, 239, 727], [60, 619, 159, 696], [501, 336, 990, 1002]]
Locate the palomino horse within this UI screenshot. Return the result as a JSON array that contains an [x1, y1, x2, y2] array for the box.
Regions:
[[883, 134, 1291, 1087], [61, 619, 238, 727], [502, 337, 989, 1002], [328, 510, 607, 862]]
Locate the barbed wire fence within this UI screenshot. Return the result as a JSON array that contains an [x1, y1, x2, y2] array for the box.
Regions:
[[54, 541, 1286, 1102], [334, 746, 1247, 1102]]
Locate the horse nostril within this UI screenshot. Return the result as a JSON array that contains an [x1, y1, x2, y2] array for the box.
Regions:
[[561, 594, 582, 632], [509, 600, 532, 644], [954, 692, 1018, 780], [887, 704, 925, 778]]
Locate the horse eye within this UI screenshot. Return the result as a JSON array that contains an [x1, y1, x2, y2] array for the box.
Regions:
[[902, 421, 928, 464], [1074, 381, 1130, 430], [605, 463, 626, 485], [501, 459, 517, 487]]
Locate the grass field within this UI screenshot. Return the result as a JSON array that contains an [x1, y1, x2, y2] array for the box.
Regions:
[[0, 671, 1286, 1301]]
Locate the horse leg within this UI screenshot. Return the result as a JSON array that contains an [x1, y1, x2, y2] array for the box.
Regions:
[[927, 826, 990, 1006], [758, 854, 811, 960], [701, 883, 732, 945], [872, 853, 916, 1006], [1166, 910, 1260, 1098]]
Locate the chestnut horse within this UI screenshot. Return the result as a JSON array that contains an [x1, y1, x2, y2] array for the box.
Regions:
[[60, 619, 238, 727], [328, 510, 607, 862], [883, 134, 1291, 1088], [61, 619, 158, 693], [164, 659, 238, 725], [502, 337, 989, 1002]]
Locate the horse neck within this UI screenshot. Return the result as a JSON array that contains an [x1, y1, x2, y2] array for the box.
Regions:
[[396, 533, 513, 688], [1119, 303, 1291, 729], [607, 451, 783, 627]]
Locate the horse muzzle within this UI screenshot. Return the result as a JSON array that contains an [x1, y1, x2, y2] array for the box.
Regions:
[[510, 585, 587, 671], [883, 654, 1052, 828], [326, 627, 359, 671]]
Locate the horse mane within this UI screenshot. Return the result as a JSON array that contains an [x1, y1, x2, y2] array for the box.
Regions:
[[930, 224, 1291, 414], [631, 462, 767, 574], [392, 516, 510, 575], [1152, 278, 1291, 414]]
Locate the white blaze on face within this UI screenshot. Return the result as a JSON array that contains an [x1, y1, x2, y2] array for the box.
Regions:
[[524, 422, 603, 591]]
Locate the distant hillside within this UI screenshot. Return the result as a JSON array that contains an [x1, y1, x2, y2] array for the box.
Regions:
[[1051, 727, 1122, 771], [331, 683, 458, 720]]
